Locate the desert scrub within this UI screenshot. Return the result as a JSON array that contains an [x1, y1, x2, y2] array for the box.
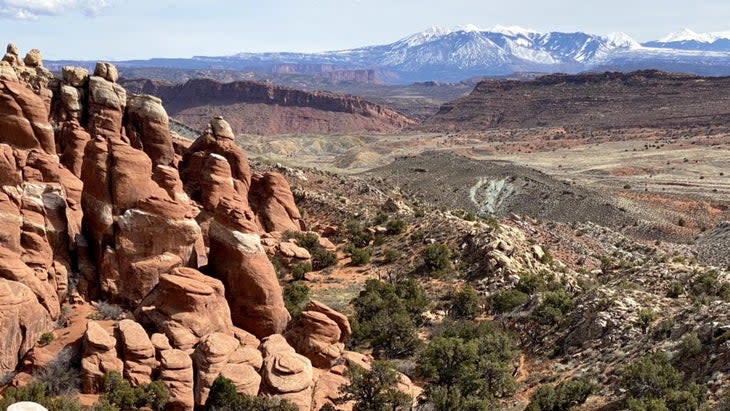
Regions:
[[447, 285, 481, 320], [283, 281, 310, 318], [350, 247, 372, 266], [38, 332, 54, 347], [490, 289, 529, 314], [382, 247, 401, 264], [290, 262, 312, 281], [621, 352, 706, 411], [636, 308, 657, 333], [419, 242, 451, 274], [416, 321, 517, 409], [350, 279, 428, 358], [90, 301, 125, 321], [207, 376, 296, 411], [532, 290, 575, 326], [385, 218, 407, 235], [526, 378, 595, 411], [284, 231, 337, 270]]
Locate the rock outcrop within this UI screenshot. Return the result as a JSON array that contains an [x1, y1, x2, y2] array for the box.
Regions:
[[0, 279, 53, 376], [116, 319, 156, 386], [0, 48, 362, 410], [260, 335, 313, 410], [81, 321, 123, 394], [78, 66, 203, 304], [191, 332, 262, 406], [135, 267, 234, 351], [181, 118, 291, 337], [159, 349, 194, 411], [0, 47, 84, 375], [285, 301, 351, 368]]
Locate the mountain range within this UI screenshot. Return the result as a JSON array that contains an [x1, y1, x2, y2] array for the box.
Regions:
[[47, 25, 730, 83]]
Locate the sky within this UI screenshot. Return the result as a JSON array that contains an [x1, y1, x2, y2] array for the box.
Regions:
[[2, 0, 730, 60]]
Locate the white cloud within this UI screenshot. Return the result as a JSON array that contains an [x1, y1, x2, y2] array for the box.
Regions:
[[0, 0, 111, 20]]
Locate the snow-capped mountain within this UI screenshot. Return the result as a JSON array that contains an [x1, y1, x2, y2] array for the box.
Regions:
[[69, 25, 730, 84], [211, 25, 646, 82], [644, 28, 730, 52]]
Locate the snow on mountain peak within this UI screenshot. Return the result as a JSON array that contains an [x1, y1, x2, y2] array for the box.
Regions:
[[489, 25, 539, 37], [661, 28, 712, 43], [604, 32, 641, 49], [455, 24, 483, 33]]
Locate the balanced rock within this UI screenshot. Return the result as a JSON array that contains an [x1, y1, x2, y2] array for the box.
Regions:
[[285, 300, 351, 368], [23, 49, 42, 68], [191, 332, 262, 406], [61, 66, 88, 87], [260, 334, 313, 410], [117, 319, 156, 386], [126, 95, 175, 167], [249, 172, 305, 233], [94, 62, 119, 83], [159, 349, 194, 411], [136, 267, 234, 351], [81, 321, 123, 393]]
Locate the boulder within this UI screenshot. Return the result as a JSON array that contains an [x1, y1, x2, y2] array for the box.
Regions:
[[191, 332, 261, 406], [23, 49, 42, 68], [94, 62, 119, 83], [135, 267, 234, 351], [260, 335, 313, 410], [208, 218, 290, 337], [80, 321, 123, 394], [249, 172, 305, 233], [159, 349, 194, 411], [61, 66, 88, 87], [0, 79, 56, 154], [0, 278, 53, 376], [117, 319, 156, 386], [285, 301, 351, 368], [125, 95, 175, 167]]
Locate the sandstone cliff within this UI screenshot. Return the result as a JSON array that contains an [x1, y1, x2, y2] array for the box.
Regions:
[[122, 78, 415, 135], [419, 70, 730, 132]]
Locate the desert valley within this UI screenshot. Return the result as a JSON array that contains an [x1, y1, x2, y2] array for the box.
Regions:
[[0, 7, 729, 411]]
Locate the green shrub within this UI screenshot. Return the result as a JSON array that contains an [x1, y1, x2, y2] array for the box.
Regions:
[[285, 232, 338, 270], [678, 332, 702, 360], [667, 282, 683, 298], [382, 247, 401, 264], [283, 281, 310, 318], [517, 272, 546, 294], [448, 285, 481, 320], [525, 379, 595, 411], [350, 279, 427, 358], [621, 352, 706, 411], [386, 219, 407, 235], [290, 262, 312, 281], [491, 290, 529, 313], [350, 248, 373, 266], [35, 347, 80, 397], [38, 332, 55, 346], [637, 308, 657, 333], [269, 255, 285, 279], [417, 321, 516, 407], [420, 242, 451, 273], [463, 212, 477, 222], [339, 361, 411, 411], [206, 376, 297, 411], [532, 290, 575, 325], [98, 371, 169, 411]]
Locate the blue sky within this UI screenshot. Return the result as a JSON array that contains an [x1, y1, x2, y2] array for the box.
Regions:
[[2, 0, 730, 59]]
